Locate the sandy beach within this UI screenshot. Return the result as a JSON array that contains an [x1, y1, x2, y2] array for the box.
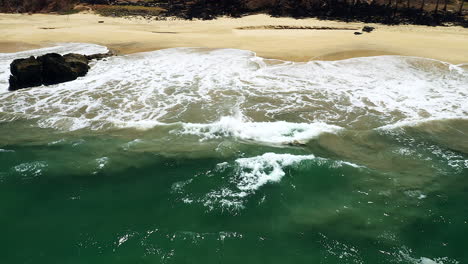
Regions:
[[1, 12, 468, 63]]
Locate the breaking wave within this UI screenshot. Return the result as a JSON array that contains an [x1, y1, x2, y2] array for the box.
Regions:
[[176, 115, 342, 144], [0, 43, 466, 133], [174, 152, 362, 211]]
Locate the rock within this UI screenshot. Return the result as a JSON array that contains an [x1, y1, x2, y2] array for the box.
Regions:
[[286, 140, 307, 146], [85, 51, 115, 61], [354, 31, 363, 35], [37, 53, 78, 85], [8, 51, 114, 91], [362, 26, 375, 33], [8, 56, 43, 91], [63, 53, 90, 77]]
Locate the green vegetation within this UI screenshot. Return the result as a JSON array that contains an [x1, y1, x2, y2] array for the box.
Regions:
[[93, 4, 166, 17], [0, 0, 77, 13], [0, 0, 465, 26], [57, 8, 81, 14]]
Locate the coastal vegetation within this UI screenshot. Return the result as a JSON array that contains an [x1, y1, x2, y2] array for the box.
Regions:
[[0, 0, 75, 13], [92, 4, 165, 17], [0, 0, 468, 27], [0, 0, 466, 26]]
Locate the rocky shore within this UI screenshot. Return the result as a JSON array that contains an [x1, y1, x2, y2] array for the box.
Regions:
[[9, 51, 113, 90]]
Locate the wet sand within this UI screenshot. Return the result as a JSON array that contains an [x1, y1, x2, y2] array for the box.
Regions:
[[1, 13, 468, 63], [0, 42, 42, 53]]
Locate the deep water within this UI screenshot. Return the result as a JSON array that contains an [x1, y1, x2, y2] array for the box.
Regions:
[[0, 44, 467, 264]]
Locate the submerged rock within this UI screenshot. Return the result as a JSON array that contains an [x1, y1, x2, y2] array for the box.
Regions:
[[8, 51, 112, 91]]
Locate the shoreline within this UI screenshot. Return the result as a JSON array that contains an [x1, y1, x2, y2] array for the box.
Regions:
[[1, 13, 468, 63]]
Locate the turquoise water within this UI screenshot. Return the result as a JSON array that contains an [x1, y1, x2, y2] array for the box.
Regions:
[[0, 44, 467, 263]]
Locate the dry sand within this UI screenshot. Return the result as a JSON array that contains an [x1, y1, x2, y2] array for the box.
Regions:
[[1, 12, 468, 63]]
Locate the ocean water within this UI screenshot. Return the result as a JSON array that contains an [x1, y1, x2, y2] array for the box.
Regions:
[[0, 43, 467, 264]]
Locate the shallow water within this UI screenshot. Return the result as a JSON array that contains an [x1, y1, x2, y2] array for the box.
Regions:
[[0, 44, 467, 264]]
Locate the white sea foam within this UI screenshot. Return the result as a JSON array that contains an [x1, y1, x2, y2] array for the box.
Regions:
[[234, 152, 316, 191], [377, 117, 468, 131], [0, 44, 467, 132], [404, 190, 427, 200], [198, 153, 316, 210], [320, 234, 364, 264], [0, 43, 108, 59], [96, 157, 109, 170], [182, 153, 362, 211], [0, 148, 14, 152], [394, 248, 459, 264], [418, 258, 444, 264], [13, 161, 47, 178], [177, 115, 342, 144]]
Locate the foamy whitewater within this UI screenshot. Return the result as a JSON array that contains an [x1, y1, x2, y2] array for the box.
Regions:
[[0, 43, 467, 132], [0, 43, 467, 264]]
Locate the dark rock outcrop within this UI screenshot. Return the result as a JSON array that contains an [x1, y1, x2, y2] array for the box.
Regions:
[[9, 56, 43, 90], [85, 51, 115, 61], [362, 26, 375, 33], [37, 53, 81, 85], [63, 53, 90, 77], [8, 51, 113, 91]]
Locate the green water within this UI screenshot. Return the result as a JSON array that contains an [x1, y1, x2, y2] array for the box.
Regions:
[[0, 120, 466, 264], [1, 46, 468, 263]]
